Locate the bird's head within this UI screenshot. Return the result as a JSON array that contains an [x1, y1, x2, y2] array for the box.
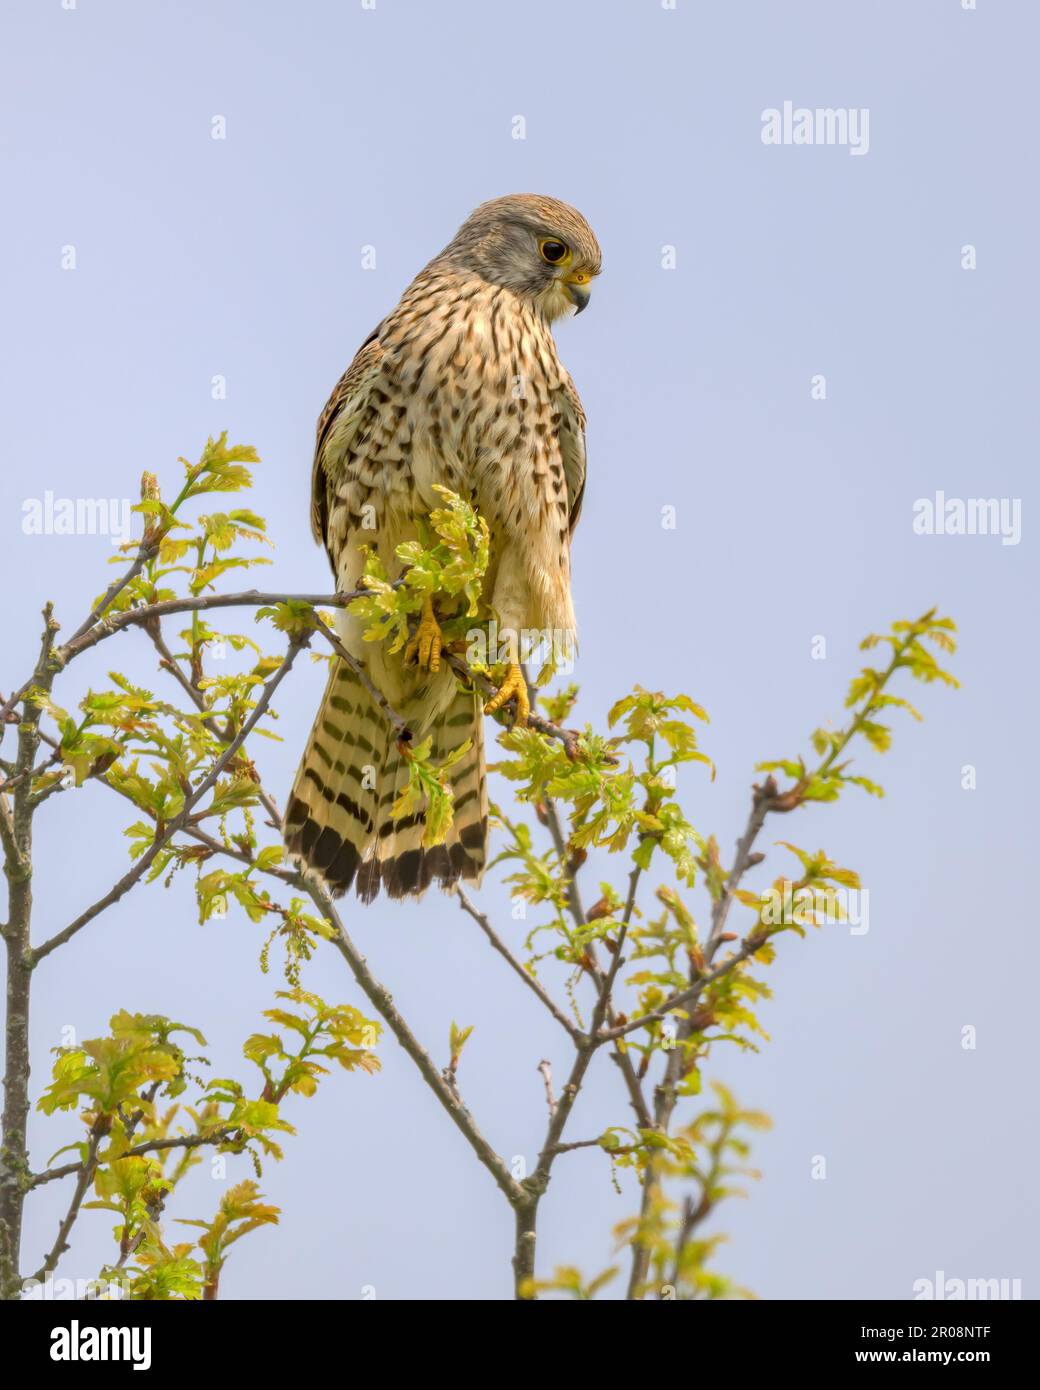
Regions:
[[441, 194, 602, 321]]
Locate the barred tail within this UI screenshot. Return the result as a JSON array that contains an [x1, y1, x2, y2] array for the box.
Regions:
[[284, 659, 486, 902]]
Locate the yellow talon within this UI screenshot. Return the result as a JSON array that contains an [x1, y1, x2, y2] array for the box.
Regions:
[[484, 662, 530, 727], [405, 596, 443, 673]]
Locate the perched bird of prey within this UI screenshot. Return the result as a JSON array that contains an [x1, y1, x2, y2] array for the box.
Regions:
[[285, 194, 601, 901]]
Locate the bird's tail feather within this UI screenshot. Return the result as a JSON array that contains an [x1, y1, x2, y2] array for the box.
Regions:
[[284, 658, 486, 901]]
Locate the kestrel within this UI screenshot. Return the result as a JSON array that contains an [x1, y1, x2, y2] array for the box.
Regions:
[[285, 194, 601, 901]]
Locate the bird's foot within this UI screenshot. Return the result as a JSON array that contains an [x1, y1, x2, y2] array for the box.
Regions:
[[405, 597, 443, 673], [484, 662, 530, 727]]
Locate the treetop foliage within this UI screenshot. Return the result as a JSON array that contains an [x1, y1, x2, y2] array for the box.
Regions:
[[3, 436, 957, 1300]]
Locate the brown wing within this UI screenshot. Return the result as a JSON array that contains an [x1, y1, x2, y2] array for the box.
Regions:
[[310, 332, 385, 551], [555, 371, 588, 535]]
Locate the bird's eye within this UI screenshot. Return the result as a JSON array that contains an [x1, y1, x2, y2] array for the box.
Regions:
[[539, 238, 570, 266]]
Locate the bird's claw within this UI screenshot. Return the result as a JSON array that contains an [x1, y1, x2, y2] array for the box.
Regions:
[[484, 662, 530, 727], [405, 598, 443, 673]]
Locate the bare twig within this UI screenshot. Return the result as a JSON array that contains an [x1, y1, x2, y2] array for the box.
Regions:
[[549, 1137, 608, 1155], [537, 1060, 557, 1117], [323, 883, 525, 1207], [312, 621, 412, 742], [542, 793, 587, 926], [704, 783, 773, 962], [455, 885, 581, 1041], [66, 543, 158, 648]]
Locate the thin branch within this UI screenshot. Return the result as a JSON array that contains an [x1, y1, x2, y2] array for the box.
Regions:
[[704, 786, 772, 962], [57, 588, 366, 664], [608, 1048, 655, 1133], [112, 1224, 150, 1274], [549, 1138, 609, 1155], [531, 1041, 594, 1188], [312, 621, 411, 742], [0, 680, 36, 733], [183, 823, 299, 883], [143, 618, 230, 742], [31, 1128, 237, 1189], [455, 885, 581, 1042], [0, 745, 62, 799], [542, 793, 587, 926], [537, 1060, 557, 1117], [66, 540, 159, 647], [252, 796, 525, 1210], [324, 883, 524, 1206], [23, 754, 66, 809], [597, 863, 641, 1002], [598, 937, 760, 1044], [27, 1126, 104, 1284], [667, 1175, 717, 1294]]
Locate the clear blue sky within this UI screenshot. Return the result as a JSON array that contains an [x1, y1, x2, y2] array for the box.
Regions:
[[2, 0, 1036, 1299]]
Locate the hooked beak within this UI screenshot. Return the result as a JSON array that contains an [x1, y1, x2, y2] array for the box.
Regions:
[[563, 271, 592, 314]]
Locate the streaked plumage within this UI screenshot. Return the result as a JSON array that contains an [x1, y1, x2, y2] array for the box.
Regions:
[[285, 194, 601, 900]]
